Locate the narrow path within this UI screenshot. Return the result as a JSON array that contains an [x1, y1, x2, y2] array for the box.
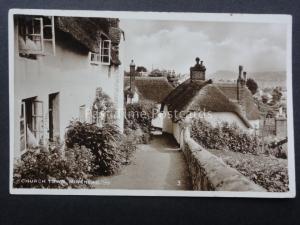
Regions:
[[94, 134, 192, 190]]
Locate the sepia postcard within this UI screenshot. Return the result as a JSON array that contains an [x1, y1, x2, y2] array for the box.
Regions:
[[9, 9, 295, 198]]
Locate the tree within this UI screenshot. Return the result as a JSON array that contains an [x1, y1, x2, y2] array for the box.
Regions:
[[271, 86, 282, 105], [136, 66, 147, 72], [149, 69, 163, 77], [261, 94, 269, 104], [246, 78, 258, 95]]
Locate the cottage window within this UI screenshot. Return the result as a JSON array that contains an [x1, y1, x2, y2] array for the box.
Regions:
[[89, 38, 111, 65], [18, 16, 56, 57], [20, 98, 44, 155], [100, 39, 111, 65]]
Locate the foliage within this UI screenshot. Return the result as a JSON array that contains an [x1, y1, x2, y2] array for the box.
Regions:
[[271, 86, 283, 105], [119, 132, 137, 164], [65, 121, 123, 175], [13, 145, 95, 189], [92, 87, 116, 125], [208, 148, 289, 192], [149, 69, 164, 77], [261, 94, 269, 104], [246, 78, 258, 95], [191, 119, 259, 154], [125, 100, 158, 133], [136, 66, 147, 72]]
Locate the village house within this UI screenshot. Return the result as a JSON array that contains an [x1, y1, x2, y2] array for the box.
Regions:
[[124, 60, 174, 129], [124, 60, 174, 105], [161, 58, 261, 145], [14, 15, 124, 159]]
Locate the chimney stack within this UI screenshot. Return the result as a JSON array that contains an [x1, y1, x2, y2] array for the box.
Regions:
[[190, 57, 206, 82], [129, 59, 136, 92], [243, 71, 247, 81], [238, 65, 243, 79]]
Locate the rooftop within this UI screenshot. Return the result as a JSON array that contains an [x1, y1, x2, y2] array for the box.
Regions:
[[124, 77, 174, 103], [161, 79, 252, 127]]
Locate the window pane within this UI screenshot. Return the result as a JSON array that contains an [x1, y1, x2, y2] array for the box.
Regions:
[[18, 17, 44, 55], [33, 19, 41, 34], [44, 26, 52, 39], [102, 56, 109, 63], [102, 48, 109, 56]]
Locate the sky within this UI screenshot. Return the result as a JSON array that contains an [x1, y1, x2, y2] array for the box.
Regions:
[[120, 19, 287, 75]]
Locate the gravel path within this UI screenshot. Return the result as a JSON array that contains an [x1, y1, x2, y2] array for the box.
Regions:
[[94, 134, 192, 190]]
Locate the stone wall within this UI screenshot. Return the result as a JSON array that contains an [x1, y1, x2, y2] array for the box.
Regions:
[[182, 127, 266, 191]]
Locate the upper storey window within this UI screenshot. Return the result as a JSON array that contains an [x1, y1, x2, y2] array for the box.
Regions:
[[18, 16, 56, 58], [89, 34, 111, 66]]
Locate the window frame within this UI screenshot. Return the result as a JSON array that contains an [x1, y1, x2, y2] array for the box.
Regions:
[[18, 16, 56, 56], [88, 38, 111, 66], [20, 99, 44, 156], [20, 102, 27, 155], [100, 39, 111, 65]]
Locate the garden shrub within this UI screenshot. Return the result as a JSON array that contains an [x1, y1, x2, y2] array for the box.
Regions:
[[125, 100, 158, 133], [92, 87, 116, 125], [119, 133, 137, 164], [191, 119, 259, 154], [65, 120, 124, 175], [13, 145, 95, 189]]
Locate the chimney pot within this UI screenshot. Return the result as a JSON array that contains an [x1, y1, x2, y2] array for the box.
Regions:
[[243, 71, 247, 80], [130, 59, 135, 67], [238, 65, 243, 78]]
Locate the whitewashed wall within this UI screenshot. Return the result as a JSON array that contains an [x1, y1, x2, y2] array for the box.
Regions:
[[204, 112, 250, 131], [13, 23, 124, 158], [162, 106, 173, 134]]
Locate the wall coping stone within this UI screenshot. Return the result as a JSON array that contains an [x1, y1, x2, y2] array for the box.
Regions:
[[183, 127, 266, 192]]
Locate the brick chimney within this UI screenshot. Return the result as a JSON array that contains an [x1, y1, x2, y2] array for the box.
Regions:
[[243, 71, 247, 81], [129, 59, 136, 92], [190, 57, 206, 82], [237, 65, 244, 102]]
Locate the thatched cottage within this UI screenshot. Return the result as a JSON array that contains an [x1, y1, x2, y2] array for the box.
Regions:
[[13, 15, 124, 158], [124, 60, 174, 129], [161, 58, 260, 144], [124, 60, 174, 105]]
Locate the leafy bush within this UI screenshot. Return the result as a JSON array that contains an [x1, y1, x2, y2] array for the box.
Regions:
[[65, 120, 124, 175], [125, 100, 157, 133], [92, 87, 116, 125], [119, 133, 137, 164], [191, 119, 259, 154], [208, 148, 289, 192], [13, 145, 95, 189]]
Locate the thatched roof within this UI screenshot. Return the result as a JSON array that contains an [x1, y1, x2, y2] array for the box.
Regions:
[[56, 17, 122, 66], [124, 77, 174, 103], [161, 79, 251, 127], [56, 17, 108, 53], [216, 83, 260, 120]]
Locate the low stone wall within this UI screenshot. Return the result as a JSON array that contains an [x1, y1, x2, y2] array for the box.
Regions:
[[182, 128, 266, 192]]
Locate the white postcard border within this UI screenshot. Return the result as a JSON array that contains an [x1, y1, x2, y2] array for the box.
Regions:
[[8, 8, 295, 198]]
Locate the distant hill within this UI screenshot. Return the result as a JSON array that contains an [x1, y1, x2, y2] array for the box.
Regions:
[[208, 70, 286, 89]]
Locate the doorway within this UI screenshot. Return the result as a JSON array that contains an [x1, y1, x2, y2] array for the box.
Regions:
[[49, 92, 60, 142]]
